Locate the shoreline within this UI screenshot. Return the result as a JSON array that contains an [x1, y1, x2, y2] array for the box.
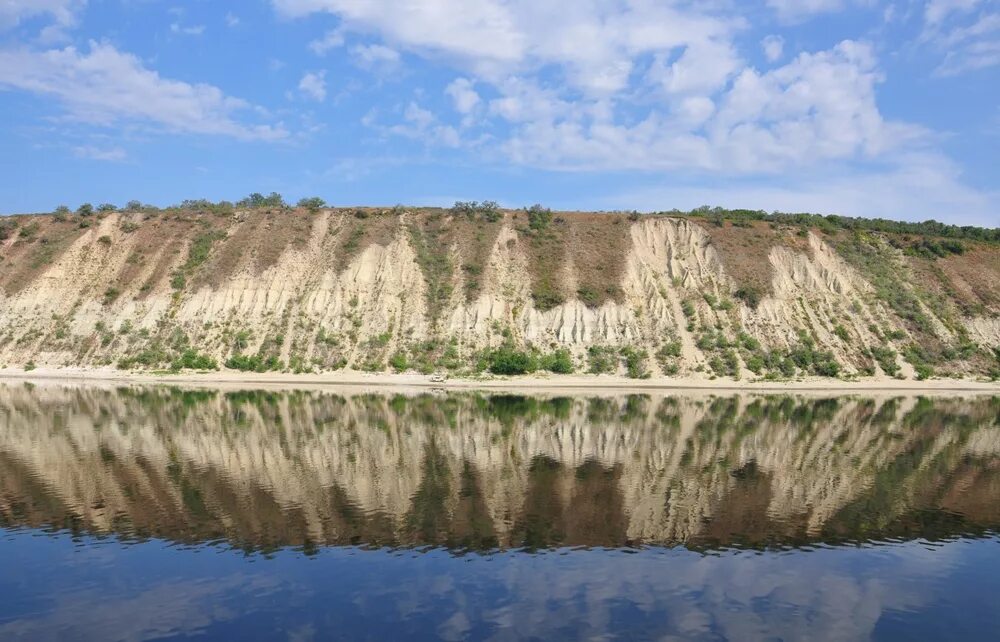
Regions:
[[1, 367, 998, 394]]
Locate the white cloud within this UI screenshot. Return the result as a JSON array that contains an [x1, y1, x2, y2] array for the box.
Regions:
[[72, 145, 126, 161], [487, 40, 917, 174], [0, 0, 83, 30], [925, 0, 981, 26], [766, 0, 863, 23], [298, 70, 326, 101], [350, 43, 401, 73], [0, 41, 287, 140], [368, 101, 461, 148], [922, 4, 1000, 75], [273, 0, 986, 220], [272, 1, 741, 92], [445, 78, 479, 114], [170, 23, 206, 36], [225, 12, 240, 28], [761, 35, 785, 62], [620, 153, 999, 226], [647, 39, 741, 96], [309, 29, 344, 55]]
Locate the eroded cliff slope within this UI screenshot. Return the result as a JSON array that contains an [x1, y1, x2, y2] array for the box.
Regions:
[[1, 206, 998, 380]]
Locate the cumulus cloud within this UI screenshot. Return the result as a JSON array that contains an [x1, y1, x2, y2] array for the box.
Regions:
[[350, 43, 401, 74], [766, 0, 850, 22], [444, 78, 479, 114], [274, 0, 990, 222], [309, 29, 344, 55], [0, 0, 83, 30], [272, 0, 740, 91], [72, 145, 126, 161], [922, 2, 1000, 75], [925, 0, 982, 26], [272, 1, 921, 175], [487, 40, 917, 174], [620, 153, 1000, 226], [170, 23, 206, 36], [371, 101, 461, 148], [298, 71, 327, 101], [761, 35, 785, 62], [0, 41, 287, 140]]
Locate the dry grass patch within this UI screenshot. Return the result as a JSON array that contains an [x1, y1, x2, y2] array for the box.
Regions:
[[695, 219, 811, 303], [0, 215, 90, 295], [330, 208, 401, 273], [563, 213, 631, 307], [906, 244, 1000, 315], [515, 211, 632, 311]]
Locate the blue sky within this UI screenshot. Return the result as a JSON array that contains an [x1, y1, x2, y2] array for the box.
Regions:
[[0, 1, 997, 226]]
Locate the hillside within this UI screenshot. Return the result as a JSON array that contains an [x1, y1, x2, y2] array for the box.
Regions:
[[0, 203, 998, 381]]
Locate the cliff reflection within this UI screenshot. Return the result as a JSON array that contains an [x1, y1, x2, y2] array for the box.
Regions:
[[0, 384, 997, 553]]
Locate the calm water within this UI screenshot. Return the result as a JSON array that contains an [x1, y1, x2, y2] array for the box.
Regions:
[[0, 384, 998, 641]]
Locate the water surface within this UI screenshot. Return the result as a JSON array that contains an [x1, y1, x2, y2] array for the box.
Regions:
[[1, 384, 998, 640]]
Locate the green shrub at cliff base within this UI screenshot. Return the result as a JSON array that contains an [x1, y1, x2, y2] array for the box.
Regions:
[[389, 350, 409, 372], [225, 353, 283, 372], [587, 345, 618, 374], [621, 347, 651, 379], [171, 349, 218, 371], [484, 346, 575, 375], [867, 346, 900, 376], [486, 346, 537, 375], [538, 348, 574, 374]]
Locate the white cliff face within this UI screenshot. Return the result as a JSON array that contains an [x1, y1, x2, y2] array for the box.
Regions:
[[0, 211, 995, 377], [0, 383, 996, 549]]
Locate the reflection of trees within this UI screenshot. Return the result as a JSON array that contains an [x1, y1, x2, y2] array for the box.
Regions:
[[0, 384, 997, 552]]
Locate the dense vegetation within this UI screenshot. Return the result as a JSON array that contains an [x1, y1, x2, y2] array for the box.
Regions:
[[674, 205, 999, 243]]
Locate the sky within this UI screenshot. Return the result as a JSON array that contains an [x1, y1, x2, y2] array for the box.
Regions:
[[0, 1, 997, 226]]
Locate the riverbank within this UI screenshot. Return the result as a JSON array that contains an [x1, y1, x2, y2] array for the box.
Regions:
[[1, 366, 997, 393]]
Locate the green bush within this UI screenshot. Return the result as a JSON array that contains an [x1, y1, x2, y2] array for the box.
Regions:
[[621, 347, 650, 379], [237, 192, 286, 209], [297, 196, 326, 212], [487, 346, 537, 375], [587, 345, 618, 374], [738, 332, 760, 351], [659, 341, 681, 357], [577, 286, 600, 307], [225, 354, 282, 372], [389, 350, 409, 372], [77, 203, 94, 216], [734, 286, 762, 309], [527, 204, 553, 232], [869, 346, 899, 376], [745, 353, 765, 374], [539, 348, 574, 374], [172, 349, 218, 371], [451, 200, 501, 222]]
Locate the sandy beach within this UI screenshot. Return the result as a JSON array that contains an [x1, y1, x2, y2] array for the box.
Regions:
[[1, 366, 997, 394]]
